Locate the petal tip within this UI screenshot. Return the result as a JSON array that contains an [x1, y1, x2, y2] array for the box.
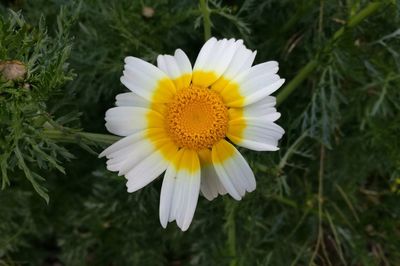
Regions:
[[160, 220, 168, 229], [174, 48, 184, 55], [124, 56, 135, 64], [180, 223, 190, 232], [232, 195, 242, 201]]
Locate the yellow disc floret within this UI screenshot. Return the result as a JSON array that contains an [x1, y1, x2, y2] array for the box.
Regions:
[[165, 86, 228, 150]]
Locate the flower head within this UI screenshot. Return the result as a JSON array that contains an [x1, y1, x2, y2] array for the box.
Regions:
[[100, 37, 285, 231]]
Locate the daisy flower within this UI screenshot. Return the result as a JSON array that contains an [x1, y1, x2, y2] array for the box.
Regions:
[[99, 37, 285, 231]]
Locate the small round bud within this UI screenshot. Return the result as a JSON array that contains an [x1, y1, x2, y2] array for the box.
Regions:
[[0, 60, 27, 81], [142, 6, 155, 18]]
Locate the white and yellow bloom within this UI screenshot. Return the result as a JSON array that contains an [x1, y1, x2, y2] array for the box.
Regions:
[[100, 37, 285, 231]]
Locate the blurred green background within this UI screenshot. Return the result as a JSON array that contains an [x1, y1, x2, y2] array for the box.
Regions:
[[0, 0, 399, 265]]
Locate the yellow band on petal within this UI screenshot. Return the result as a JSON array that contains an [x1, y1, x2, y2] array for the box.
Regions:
[[177, 149, 200, 173], [168, 147, 201, 173], [218, 81, 245, 107], [144, 128, 201, 173], [146, 109, 165, 128], [152, 78, 177, 103], [226, 118, 247, 145], [228, 108, 244, 121], [192, 70, 218, 88], [212, 139, 236, 165], [197, 148, 212, 166], [227, 107, 246, 144], [211, 76, 231, 93], [191, 70, 246, 107], [173, 73, 192, 91], [145, 128, 179, 163]]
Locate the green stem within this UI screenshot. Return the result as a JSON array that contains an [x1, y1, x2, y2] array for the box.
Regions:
[[333, 2, 384, 41], [43, 129, 120, 146], [225, 200, 237, 266], [281, 0, 318, 33], [309, 145, 325, 265], [277, 60, 318, 106], [199, 0, 211, 40], [276, 1, 387, 105]]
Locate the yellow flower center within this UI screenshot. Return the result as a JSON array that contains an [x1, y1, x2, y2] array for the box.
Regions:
[[165, 86, 228, 150]]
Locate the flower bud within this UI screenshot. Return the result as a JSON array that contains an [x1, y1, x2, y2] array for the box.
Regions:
[[142, 6, 155, 18], [0, 60, 27, 81]]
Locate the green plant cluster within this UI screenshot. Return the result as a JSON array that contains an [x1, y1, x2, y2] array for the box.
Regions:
[[0, 0, 399, 265], [0, 7, 77, 202]]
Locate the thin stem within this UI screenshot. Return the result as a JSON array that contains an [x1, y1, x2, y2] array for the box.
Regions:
[[43, 129, 120, 146], [277, 60, 318, 106], [318, 0, 324, 37], [332, 2, 384, 42], [309, 145, 325, 265], [281, 0, 318, 33], [199, 0, 211, 40], [276, 1, 387, 105], [225, 200, 237, 266], [279, 131, 308, 169]]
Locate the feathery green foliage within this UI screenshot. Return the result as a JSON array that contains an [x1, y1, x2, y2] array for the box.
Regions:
[[0, 8, 77, 202]]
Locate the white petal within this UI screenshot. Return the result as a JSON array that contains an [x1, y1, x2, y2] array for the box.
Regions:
[[227, 118, 285, 151], [200, 166, 227, 201], [159, 170, 176, 228], [104, 107, 163, 136], [160, 149, 201, 231], [99, 132, 143, 158], [212, 140, 256, 200], [192, 37, 217, 70], [246, 61, 279, 77], [192, 38, 244, 87], [219, 44, 256, 84], [174, 49, 192, 76], [242, 96, 277, 116], [117, 140, 155, 175], [224, 45, 256, 79], [115, 92, 149, 108], [157, 55, 181, 79], [100, 132, 152, 175], [228, 96, 279, 121], [159, 151, 181, 228], [125, 152, 170, 193], [157, 49, 192, 79], [157, 49, 192, 90], [198, 149, 226, 201], [220, 61, 285, 107], [211, 39, 238, 75], [99, 130, 175, 180], [106, 161, 124, 172], [170, 173, 185, 223], [124, 133, 178, 192], [178, 178, 200, 231], [105, 145, 136, 165], [121, 56, 176, 102]]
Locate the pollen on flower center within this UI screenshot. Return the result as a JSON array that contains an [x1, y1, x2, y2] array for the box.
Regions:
[[165, 85, 228, 150]]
